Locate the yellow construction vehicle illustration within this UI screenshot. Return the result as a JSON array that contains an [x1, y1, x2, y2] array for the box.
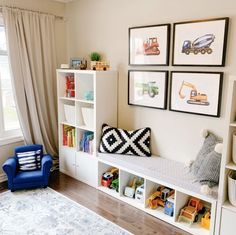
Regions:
[[179, 81, 210, 106]]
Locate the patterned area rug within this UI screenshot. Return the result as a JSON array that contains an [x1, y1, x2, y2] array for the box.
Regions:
[[0, 188, 131, 235]]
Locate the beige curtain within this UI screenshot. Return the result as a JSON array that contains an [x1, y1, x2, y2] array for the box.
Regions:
[[2, 7, 58, 165]]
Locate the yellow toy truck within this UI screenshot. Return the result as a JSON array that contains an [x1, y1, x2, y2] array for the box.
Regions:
[[201, 211, 211, 230]]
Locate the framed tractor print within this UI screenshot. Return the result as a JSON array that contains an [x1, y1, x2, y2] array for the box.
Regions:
[[172, 17, 229, 66], [169, 71, 223, 117], [129, 24, 170, 66], [128, 70, 168, 109]]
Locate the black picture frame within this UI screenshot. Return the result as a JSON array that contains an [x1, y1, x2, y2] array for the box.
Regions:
[[169, 71, 223, 117], [129, 24, 170, 66], [128, 70, 168, 110], [172, 17, 229, 67]]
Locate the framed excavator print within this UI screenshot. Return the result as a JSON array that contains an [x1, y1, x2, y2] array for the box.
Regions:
[[128, 70, 168, 109], [129, 24, 170, 66], [172, 17, 229, 66], [169, 71, 223, 117]]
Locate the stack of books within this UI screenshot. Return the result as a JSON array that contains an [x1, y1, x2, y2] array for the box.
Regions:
[[62, 125, 76, 147], [80, 131, 94, 154], [65, 75, 75, 98]]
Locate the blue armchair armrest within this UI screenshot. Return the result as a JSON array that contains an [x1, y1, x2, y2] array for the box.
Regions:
[[2, 157, 17, 188], [41, 154, 53, 185]]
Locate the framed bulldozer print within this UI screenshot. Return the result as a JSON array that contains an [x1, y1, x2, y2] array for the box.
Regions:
[[169, 71, 223, 117], [172, 17, 229, 66], [129, 24, 170, 66], [128, 70, 168, 109]]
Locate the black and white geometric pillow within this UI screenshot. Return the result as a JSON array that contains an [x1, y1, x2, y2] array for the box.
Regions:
[[99, 124, 151, 157], [17, 149, 42, 171]]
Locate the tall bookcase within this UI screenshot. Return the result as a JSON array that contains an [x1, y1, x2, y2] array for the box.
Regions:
[[216, 75, 236, 235], [57, 69, 117, 187]]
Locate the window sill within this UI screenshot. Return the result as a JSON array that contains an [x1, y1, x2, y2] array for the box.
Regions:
[[0, 135, 24, 146]]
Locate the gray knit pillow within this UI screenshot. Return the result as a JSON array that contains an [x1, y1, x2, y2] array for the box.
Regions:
[[190, 133, 220, 175], [195, 150, 221, 187]]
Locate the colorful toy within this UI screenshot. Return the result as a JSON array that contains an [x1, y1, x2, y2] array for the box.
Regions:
[[92, 61, 110, 71], [164, 194, 175, 217], [109, 178, 119, 192], [101, 168, 118, 187], [201, 210, 211, 230], [124, 177, 137, 198], [178, 197, 205, 225], [124, 177, 144, 198], [135, 184, 145, 203], [147, 186, 175, 209]]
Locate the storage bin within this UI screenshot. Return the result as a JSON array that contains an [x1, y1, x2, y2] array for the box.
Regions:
[[232, 133, 236, 164], [64, 104, 75, 125], [228, 171, 236, 207], [82, 107, 94, 129]]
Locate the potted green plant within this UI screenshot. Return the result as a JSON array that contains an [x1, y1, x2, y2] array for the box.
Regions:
[[90, 52, 101, 69]]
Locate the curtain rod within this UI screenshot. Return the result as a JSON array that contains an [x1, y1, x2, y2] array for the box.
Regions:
[[0, 6, 64, 21]]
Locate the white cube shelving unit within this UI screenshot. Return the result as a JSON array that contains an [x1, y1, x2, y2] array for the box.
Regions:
[[57, 69, 118, 187]]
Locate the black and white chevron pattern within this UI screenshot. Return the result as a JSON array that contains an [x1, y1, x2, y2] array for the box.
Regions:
[[99, 124, 151, 157], [17, 150, 42, 171]]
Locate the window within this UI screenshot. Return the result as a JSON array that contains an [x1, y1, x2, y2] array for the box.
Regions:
[[0, 24, 22, 140]]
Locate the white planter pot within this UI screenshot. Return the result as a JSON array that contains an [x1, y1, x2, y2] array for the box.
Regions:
[[228, 171, 236, 207], [232, 133, 236, 164]]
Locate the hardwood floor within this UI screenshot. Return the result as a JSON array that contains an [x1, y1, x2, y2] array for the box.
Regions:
[[0, 171, 190, 235]]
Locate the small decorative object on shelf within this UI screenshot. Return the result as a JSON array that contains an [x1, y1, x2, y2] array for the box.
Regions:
[[80, 131, 94, 154], [60, 64, 70, 69], [178, 197, 205, 225], [90, 52, 101, 69], [62, 125, 76, 148], [79, 58, 87, 70], [92, 61, 110, 71], [84, 91, 94, 101], [70, 57, 81, 69], [65, 75, 75, 98]]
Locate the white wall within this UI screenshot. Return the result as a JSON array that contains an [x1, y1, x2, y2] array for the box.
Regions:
[[0, 0, 66, 178], [65, 0, 236, 163]]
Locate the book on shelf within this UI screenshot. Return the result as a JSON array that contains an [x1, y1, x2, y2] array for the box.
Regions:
[[65, 75, 75, 98], [80, 131, 94, 154], [63, 124, 76, 148]]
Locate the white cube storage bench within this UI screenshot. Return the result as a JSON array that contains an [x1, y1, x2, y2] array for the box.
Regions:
[[98, 153, 217, 235]]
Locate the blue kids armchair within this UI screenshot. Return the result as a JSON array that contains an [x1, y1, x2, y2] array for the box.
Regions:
[[2, 144, 53, 191]]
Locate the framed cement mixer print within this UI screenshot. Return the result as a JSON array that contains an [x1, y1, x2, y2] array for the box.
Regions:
[[172, 17, 229, 66], [128, 70, 168, 109], [129, 24, 170, 66], [169, 71, 223, 117]]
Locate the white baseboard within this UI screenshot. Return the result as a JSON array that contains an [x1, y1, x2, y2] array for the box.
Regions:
[[0, 173, 7, 183]]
